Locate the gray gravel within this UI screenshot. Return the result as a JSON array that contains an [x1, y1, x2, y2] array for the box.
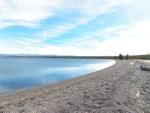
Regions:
[[0, 60, 150, 113]]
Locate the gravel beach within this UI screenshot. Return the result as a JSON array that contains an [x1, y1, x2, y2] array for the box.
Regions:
[[0, 60, 150, 113]]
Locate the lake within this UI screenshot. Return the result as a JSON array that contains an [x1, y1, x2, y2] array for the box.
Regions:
[[0, 58, 115, 95]]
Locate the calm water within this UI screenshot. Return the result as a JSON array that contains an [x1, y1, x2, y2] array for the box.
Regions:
[[0, 58, 115, 95]]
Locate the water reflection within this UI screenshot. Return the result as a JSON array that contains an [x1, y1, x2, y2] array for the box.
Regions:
[[0, 58, 115, 95]]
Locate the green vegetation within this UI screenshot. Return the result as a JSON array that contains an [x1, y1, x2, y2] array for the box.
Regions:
[[125, 54, 129, 60], [6, 55, 118, 59], [119, 54, 123, 60], [118, 54, 150, 60], [4, 54, 150, 60], [128, 54, 150, 60]]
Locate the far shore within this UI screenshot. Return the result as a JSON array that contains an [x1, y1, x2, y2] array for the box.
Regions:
[[0, 60, 150, 113]]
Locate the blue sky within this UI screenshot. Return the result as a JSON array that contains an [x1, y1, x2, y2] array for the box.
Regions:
[[0, 0, 150, 56]]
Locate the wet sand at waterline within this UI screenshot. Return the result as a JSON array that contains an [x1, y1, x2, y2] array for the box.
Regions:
[[0, 60, 150, 113]]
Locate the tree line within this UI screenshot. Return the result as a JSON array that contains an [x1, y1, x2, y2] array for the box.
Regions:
[[118, 54, 150, 60], [5, 54, 150, 60]]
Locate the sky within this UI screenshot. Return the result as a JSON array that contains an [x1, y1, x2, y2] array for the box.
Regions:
[[0, 0, 150, 56]]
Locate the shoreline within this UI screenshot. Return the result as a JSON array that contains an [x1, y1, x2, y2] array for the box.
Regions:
[[0, 60, 150, 113]]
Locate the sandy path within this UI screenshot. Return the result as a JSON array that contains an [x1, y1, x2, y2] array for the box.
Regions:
[[0, 60, 150, 113]]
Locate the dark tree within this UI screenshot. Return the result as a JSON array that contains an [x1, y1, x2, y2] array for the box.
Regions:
[[126, 54, 129, 60], [119, 54, 123, 60]]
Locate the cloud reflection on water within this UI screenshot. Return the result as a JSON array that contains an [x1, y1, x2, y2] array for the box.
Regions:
[[0, 59, 115, 95]]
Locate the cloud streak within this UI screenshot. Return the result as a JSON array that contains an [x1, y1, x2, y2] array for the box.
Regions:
[[1, 0, 132, 29], [0, 0, 62, 28]]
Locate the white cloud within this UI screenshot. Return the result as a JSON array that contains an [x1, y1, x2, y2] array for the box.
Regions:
[[0, 0, 63, 28], [0, 37, 43, 54], [0, 0, 133, 29], [0, 21, 15, 29], [45, 19, 150, 56], [2, 19, 148, 56], [125, 0, 150, 22], [43, 24, 75, 40], [41, 0, 133, 39], [1, 0, 150, 56], [88, 20, 150, 55]]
